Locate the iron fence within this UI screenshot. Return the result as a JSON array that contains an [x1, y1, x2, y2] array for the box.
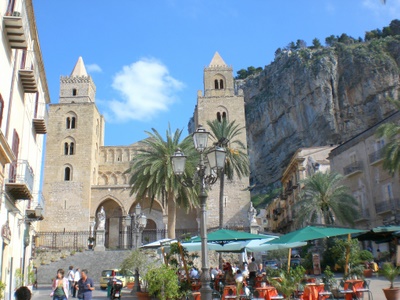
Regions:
[[35, 231, 91, 251]]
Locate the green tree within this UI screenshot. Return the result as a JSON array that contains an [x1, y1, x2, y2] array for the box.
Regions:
[[206, 119, 250, 228], [325, 35, 338, 47], [312, 38, 322, 49], [375, 98, 400, 175], [236, 69, 248, 79], [125, 127, 198, 238], [294, 171, 359, 227]]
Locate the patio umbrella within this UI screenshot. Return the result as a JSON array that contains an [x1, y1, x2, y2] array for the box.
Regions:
[[189, 229, 272, 246], [265, 225, 366, 272], [140, 238, 177, 249], [355, 225, 400, 243]]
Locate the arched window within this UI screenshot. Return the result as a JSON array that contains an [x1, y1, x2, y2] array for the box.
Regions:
[[70, 142, 74, 155], [64, 167, 71, 181], [220, 79, 224, 89], [217, 112, 221, 122], [64, 142, 69, 155], [214, 79, 219, 89], [222, 112, 227, 120], [66, 117, 71, 129], [72, 88, 77, 96], [71, 117, 76, 128]]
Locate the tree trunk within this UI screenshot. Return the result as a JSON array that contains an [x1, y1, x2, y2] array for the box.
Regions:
[[167, 192, 176, 239]]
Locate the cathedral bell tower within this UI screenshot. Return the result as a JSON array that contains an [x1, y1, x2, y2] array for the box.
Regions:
[[41, 57, 104, 231], [192, 52, 251, 229]]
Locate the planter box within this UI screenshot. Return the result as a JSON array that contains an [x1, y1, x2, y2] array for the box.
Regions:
[[363, 269, 373, 278]]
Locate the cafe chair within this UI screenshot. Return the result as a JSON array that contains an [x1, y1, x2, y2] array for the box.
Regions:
[[251, 290, 264, 300], [225, 288, 237, 299], [270, 295, 284, 300], [294, 283, 305, 299], [354, 280, 373, 300], [339, 281, 356, 299], [318, 284, 334, 300]]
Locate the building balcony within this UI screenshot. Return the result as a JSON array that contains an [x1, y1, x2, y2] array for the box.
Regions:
[[5, 160, 34, 200], [355, 208, 370, 221], [19, 50, 39, 93], [2, 7, 29, 49], [369, 148, 384, 165], [375, 198, 400, 215], [343, 161, 363, 176], [32, 102, 48, 134]]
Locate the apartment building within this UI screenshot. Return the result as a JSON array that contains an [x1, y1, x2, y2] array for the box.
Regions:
[[0, 0, 49, 297]]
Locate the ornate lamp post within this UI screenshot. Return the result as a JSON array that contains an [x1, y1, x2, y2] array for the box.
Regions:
[[127, 204, 147, 249], [171, 125, 226, 300]]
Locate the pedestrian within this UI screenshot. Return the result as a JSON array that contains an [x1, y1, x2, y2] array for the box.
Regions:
[[72, 268, 80, 298], [50, 268, 69, 300], [15, 286, 31, 300], [67, 266, 75, 296], [248, 257, 257, 280], [76, 269, 94, 300]]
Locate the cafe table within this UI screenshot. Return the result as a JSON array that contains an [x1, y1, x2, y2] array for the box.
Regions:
[[255, 286, 279, 300], [344, 279, 364, 300], [301, 283, 325, 300]]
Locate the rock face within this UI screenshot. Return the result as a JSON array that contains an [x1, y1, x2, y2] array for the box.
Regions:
[[240, 36, 400, 193]]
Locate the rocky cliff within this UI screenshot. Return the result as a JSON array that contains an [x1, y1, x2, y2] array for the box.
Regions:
[[241, 35, 400, 193]]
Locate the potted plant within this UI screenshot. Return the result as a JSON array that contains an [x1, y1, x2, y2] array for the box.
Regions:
[[145, 264, 181, 300], [87, 237, 95, 249], [359, 250, 374, 278], [268, 266, 306, 299], [380, 262, 400, 300]]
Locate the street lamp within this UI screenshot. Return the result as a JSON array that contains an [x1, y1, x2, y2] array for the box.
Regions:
[[171, 125, 226, 300], [127, 204, 147, 249]]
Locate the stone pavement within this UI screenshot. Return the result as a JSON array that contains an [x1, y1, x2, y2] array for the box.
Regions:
[[31, 284, 136, 300], [30, 275, 400, 300]]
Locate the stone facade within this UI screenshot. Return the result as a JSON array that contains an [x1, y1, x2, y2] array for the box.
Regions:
[[40, 53, 251, 248], [329, 111, 400, 230], [264, 146, 333, 233]]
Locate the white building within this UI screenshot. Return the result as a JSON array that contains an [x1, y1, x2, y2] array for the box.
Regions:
[[0, 0, 49, 297]]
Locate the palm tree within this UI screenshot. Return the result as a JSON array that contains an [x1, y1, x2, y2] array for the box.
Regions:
[[125, 126, 198, 238], [294, 171, 359, 227], [206, 119, 250, 228], [376, 98, 400, 175]]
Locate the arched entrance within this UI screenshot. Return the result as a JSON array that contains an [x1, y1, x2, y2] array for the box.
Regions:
[[96, 199, 122, 248]]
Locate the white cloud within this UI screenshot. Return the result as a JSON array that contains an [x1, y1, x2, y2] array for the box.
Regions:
[[362, 0, 400, 19], [86, 63, 102, 73], [107, 58, 184, 122]]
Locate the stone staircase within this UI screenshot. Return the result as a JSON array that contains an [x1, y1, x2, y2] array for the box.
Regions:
[[36, 250, 131, 284]]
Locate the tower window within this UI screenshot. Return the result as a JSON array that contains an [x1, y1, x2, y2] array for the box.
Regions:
[[66, 116, 77, 129], [64, 142, 75, 155], [64, 167, 71, 181], [220, 79, 224, 89], [72, 88, 77, 96], [217, 112, 221, 122], [214, 79, 219, 89], [222, 112, 227, 120]]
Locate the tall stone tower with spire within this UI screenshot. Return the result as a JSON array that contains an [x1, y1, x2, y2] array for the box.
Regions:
[[41, 57, 105, 231], [191, 52, 251, 229]]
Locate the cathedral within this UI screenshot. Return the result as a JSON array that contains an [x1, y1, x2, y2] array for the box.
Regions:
[[40, 53, 252, 248]]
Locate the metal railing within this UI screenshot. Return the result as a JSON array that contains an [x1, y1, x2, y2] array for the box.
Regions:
[[375, 198, 400, 214], [8, 159, 34, 191], [369, 148, 384, 164], [343, 161, 363, 176]]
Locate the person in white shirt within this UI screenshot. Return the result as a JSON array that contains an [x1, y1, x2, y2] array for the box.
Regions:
[[67, 266, 75, 296], [72, 268, 80, 298]]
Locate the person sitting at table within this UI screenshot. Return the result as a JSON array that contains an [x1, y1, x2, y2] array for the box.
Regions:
[[210, 267, 219, 280], [235, 270, 244, 283], [190, 267, 200, 280], [241, 263, 249, 278], [257, 263, 266, 276], [223, 263, 235, 285]]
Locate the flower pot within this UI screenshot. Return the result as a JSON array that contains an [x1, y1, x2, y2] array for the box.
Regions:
[[126, 282, 135, 289], [383, 288, 400, 300], [137, 291, 152, 300], [363, 269, 373, 278]]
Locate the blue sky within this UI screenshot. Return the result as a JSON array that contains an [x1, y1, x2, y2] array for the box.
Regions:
[[33, 0, 400, 146]]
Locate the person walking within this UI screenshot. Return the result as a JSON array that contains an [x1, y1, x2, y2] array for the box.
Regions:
[[50, 269, 69, 300], [76, 269, 94, 300], [72, 268, 80, 298], [67, 266, 75, 296], [15, 286, 32, 300]]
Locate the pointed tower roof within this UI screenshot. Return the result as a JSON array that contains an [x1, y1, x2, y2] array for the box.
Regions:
[[209, 52, 227, 67], [70, 56, 88, 76]]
